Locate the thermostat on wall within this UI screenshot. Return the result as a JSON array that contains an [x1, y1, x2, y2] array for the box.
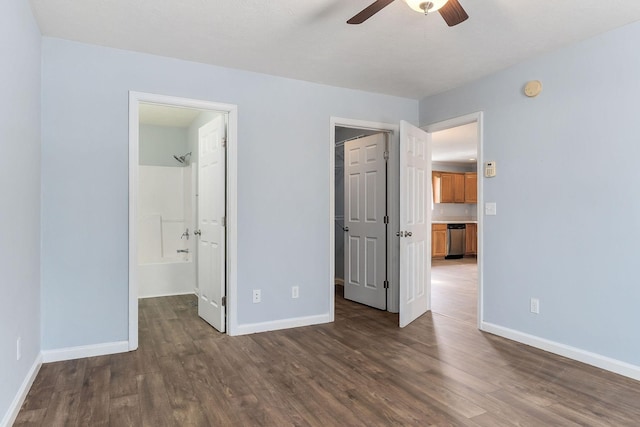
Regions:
[[485, 161, 496, 178]]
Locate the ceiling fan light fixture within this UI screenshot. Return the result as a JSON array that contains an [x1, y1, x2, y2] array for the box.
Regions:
[[404, 0, 449, 14]]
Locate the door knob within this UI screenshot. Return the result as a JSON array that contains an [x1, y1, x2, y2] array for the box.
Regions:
[[396, 231, 404, 237], [406, 231, 412, 237], [194, 229, 202, 236]]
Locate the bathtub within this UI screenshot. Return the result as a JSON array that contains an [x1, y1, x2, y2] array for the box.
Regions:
[[138, 255, 196, 299]]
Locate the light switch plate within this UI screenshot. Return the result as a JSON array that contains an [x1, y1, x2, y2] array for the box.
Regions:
[[485, 202, 497, 216]]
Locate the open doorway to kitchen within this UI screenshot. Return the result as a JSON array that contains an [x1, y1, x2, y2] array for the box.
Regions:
[[424, 113, 483, 327]]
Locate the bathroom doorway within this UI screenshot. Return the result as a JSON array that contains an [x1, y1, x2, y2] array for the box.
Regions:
[[136, 103, 200, 300], [128, 92, 238, 349]]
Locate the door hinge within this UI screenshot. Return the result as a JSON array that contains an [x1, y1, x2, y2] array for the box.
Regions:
[[383, 280, 389, 289], [221, 216, 226, 227], [222, 137, 227, 148], [384, 151, 389, 160], [221, 296, 227, 306], [384, 215, 389, 224]]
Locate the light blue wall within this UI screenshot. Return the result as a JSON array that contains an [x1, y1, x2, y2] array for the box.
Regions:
[[0, 0, 41, 422], [139, 124, 188, 167], [420, 21, 640, 366], [40, 38, 418, 348]]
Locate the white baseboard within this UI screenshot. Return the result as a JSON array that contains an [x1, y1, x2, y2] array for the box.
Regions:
[[42, 341, 129, 363], [138, 291, 196, 299], [481, 322, 640, 381], [1, 353, 42, 427], [231, 313, 332, 336]]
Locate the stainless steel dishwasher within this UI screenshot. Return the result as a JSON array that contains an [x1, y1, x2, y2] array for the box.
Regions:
[[446, 224, 466, 259]]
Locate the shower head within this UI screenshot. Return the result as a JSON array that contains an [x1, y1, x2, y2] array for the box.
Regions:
[[173, 152, 192, 164]]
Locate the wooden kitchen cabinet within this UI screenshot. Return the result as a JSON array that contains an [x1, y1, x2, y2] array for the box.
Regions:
[[439, 173, 454, 203], [432, 224, 447, 258], [434, 172, 465, 203], [465, 223, 477, 256], [464, 172, 477, 203], [432, 172, 442, 203], [453, 173, 465, 203]]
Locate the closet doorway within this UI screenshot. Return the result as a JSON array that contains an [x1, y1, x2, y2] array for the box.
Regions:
[[335, 128, 389, 310]]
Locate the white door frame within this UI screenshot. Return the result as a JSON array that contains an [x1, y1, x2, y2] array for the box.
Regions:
[[128, 91, 239, 350], [329, 117, 400, 319], [423, 111, 484, 327]]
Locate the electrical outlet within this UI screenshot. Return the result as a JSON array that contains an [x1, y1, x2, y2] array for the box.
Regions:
[[17, 337, 21, 361], [292, 286, 299, 299], [530, 298, 540, 314], [252, 289, 261, 304]]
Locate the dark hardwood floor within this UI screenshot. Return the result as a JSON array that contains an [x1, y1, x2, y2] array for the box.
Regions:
[[15, 282, 640, 426]]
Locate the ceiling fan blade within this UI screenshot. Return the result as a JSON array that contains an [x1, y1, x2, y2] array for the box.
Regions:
[[347, 0, 396, 24], [438, 0, 469, 27]]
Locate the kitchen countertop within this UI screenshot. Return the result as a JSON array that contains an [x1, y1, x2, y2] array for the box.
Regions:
[[432, 220, 478, 224]]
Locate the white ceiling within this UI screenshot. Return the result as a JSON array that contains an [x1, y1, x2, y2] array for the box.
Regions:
[[432, 122, 477, 163], [30, 0, 640, 99]]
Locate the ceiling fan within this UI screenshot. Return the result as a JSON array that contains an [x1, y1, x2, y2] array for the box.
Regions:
[[347, 0, 468, 26]]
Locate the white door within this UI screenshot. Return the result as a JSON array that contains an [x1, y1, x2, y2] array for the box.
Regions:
[[344, 133, 387, 310], [399, 121, 431, 327], [197, 115, 226, 332]]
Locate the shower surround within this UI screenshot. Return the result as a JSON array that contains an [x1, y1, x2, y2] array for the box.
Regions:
[[138, 164, 196, 298]]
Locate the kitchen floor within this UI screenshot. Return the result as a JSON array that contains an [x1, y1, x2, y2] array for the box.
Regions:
[[431, 257, 477, 325]]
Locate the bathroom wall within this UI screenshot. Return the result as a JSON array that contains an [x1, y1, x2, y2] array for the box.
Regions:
[[139, 124, 189, 167]]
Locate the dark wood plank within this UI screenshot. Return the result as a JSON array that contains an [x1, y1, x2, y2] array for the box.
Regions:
[[16, 291, 640, 426], [77, 365, 110, 426], [54, 358, 87, 392], [108, 395, 141, 427], [137, 373, 174, 427], [18, 362, 62, 412], [40, 390, 80, 427], [12, 408, 47, 427]]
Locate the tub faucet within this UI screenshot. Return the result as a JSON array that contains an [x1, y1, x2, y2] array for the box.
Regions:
[[177, 249, 189, 254]]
